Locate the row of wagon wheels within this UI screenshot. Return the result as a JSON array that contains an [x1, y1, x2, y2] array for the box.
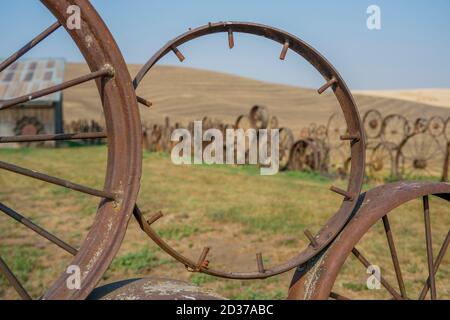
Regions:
[[0, 1, 448, 300], [363, 111, 450, 181]]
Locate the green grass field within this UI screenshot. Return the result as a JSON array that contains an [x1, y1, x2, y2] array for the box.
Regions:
[[0, 146, 448, 299]]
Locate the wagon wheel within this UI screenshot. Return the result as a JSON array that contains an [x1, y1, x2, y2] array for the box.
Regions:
[[132, 21, 365, 279], [381, 114, 410, 149], [363, 109, 383, 140], [0, 0, 141, 299], [397, 133, 445, 179], [249, 105, 269, 129], [326, 112, 348, 149], [428, 116, 446, 138], [279, 127, 295, 171], [288, 139, 320, 172], [413, 118, 429, 135], [367, 142, 395, 179], [288, 182, 450, 300]]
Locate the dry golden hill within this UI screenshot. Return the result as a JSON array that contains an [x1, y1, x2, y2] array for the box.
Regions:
[[355, 88, 450, 109], [63, 63, 450, 133]]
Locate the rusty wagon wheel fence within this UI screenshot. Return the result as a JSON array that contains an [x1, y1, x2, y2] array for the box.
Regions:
[[396, 132, 445, 179], [131, 21, 365, 280], [0, 0, 142, 300], [288, 182, 449, 300]]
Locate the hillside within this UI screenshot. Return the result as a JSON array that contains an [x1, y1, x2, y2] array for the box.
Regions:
[[63, 64, 450, 132]]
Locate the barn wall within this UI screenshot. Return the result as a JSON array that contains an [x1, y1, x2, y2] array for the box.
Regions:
[[0, 105, 55, 136]]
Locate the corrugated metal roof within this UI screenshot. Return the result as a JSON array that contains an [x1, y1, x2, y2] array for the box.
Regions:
[[0, 58, 65, 105]]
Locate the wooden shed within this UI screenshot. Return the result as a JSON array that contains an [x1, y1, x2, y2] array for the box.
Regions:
[[0, 58, 65, 147]]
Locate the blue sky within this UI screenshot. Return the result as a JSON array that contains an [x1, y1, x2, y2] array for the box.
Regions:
[[1, 0, 450, 90]]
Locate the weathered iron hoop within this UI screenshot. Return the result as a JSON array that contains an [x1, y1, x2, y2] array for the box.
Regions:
[[134, 21, 365, 279], [288, 182, 450, 300], [0, 0, 142, 299]]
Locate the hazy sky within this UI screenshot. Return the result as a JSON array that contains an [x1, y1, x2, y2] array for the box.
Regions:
[[1, 0, 450, 90]]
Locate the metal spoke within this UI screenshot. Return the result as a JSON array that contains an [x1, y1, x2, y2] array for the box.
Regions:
[[422, 196, 437, 299], [419, 229, 449, 300], [0, 256, 32, 300], [0, 69, 112, 111], [0, 203, 77, 256], [0, 160, 116, 200], [0, 21, 61, 73], [330, 292, 351, 300], [0, 132, 107, 144], [382, 215, 407, 298], [351, 248, 403, 300], [137, 96, 152, 108]]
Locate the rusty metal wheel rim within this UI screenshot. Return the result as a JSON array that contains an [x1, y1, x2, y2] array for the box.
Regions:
[[133, 21, 365, 279], [0, 0, 141, 299], [288, 182, 450, 300]]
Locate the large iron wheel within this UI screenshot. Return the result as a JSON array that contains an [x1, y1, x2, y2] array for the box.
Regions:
[[133, 21, 365, 280], [288, 182, 449, 300], [0, 0, 141, 299]]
